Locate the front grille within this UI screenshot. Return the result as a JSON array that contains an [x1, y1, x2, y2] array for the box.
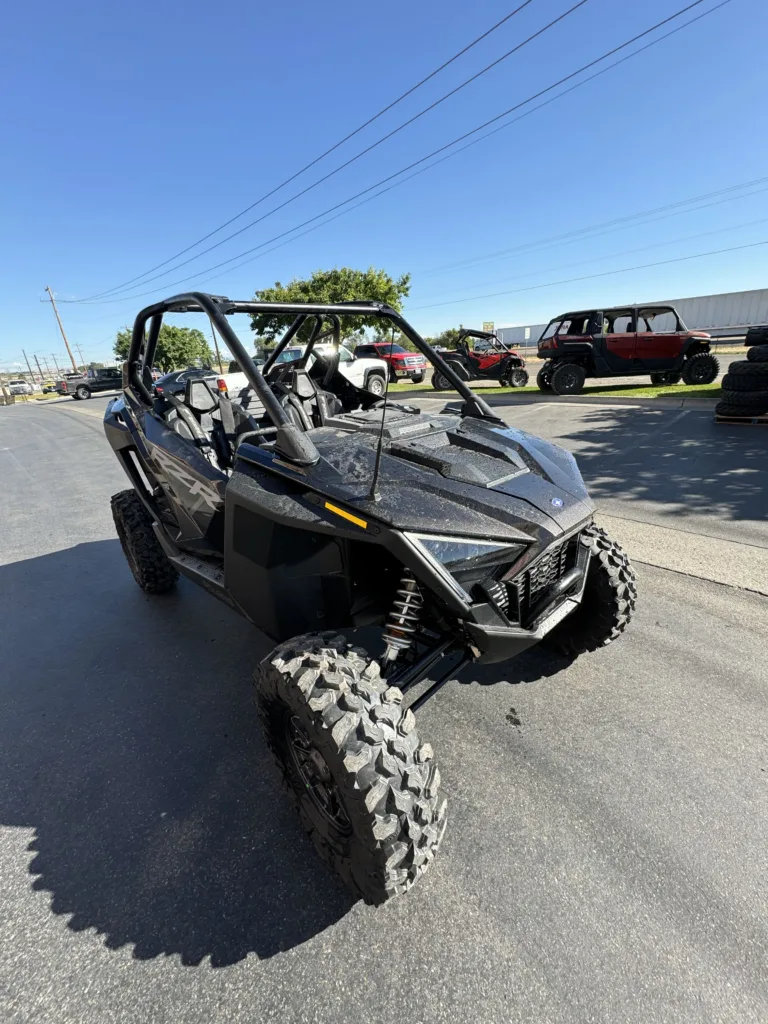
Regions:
[[504, 534, 581, 625]]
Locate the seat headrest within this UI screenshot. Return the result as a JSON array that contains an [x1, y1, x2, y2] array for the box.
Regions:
[[186, 378, 218, 413]]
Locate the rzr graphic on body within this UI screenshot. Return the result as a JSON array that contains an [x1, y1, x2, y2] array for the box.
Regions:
[[537, 304, 719, 395], [105, 292, 637, 905], [431, 329, 528, 390]]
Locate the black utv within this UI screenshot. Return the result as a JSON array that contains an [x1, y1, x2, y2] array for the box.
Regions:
[[105, 292, 637, 905]]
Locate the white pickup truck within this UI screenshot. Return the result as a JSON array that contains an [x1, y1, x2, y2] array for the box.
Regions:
[[220, 344, 389, 400]]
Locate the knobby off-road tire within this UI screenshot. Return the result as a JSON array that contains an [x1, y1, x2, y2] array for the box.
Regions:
[[536, 364, 553, 392], [255, 633, 446, 905], [545, 525, 637, 657], [722, 370, 768, 393], [507, 369, 529, 388], [550, 362, 586, 395], [681, 351, 719, 385], [746, 345, 768, 363], [110, 489, 179, 594], [725, 359, 768, 380], [745, 326, 768, 348], [715, 400, 767, 418], [719, 389, 768, 411], [650, 371, 682, 385]]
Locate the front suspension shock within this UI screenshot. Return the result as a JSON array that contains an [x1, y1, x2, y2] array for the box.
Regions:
[[382, 571, 423, 664]]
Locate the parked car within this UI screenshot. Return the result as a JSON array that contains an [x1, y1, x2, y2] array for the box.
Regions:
[[353, 341, 427, 383], [41, 380, 57, 393], [7, 378, 33, 395], [153, 367, 219, 397], [224, 344, 390, 397], [536, 304, 719, 394], [56, 366, 124, 400]]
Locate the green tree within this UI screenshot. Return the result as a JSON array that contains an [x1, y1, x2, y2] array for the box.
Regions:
[[423, 326, 464, 350], [87, 361, 105, 371], [250, 266, 411, 341], [114, 325, 213, 372]]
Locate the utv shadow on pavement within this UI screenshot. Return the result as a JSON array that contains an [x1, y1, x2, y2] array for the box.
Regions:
[[0, 541, 354, 965], [554, 406, 768, 528]]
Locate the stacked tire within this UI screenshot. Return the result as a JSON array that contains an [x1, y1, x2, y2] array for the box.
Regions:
[[716, 326, 768, 419]]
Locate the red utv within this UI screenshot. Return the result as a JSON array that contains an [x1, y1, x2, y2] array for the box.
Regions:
[[353, 341, 427, 383], [536, 305, 719, 395], [431, 329, 528, 390]]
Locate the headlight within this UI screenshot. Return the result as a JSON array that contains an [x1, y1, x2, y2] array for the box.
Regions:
[[404, 532, 527, 603]]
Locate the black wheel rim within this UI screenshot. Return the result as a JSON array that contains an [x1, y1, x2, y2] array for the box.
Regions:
[[285, 715, 352, 835], [561, 369, 578, 390], [692, 362, 709, 382]]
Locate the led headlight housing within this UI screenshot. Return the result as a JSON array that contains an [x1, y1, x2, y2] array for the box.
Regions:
[[404, 532, 527, 604]]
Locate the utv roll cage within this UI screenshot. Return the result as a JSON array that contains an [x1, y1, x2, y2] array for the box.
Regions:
[[126, 292, 501, 465]]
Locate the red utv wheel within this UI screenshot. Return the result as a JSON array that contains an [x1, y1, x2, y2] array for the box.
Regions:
[[536, 364, 553, 393], [550, 363, 585, 396], [506, 369, 529, 388], [681, 352, 719, 385]]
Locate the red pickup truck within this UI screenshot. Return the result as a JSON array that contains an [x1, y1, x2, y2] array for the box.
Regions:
[[353, 342, 427, 383]]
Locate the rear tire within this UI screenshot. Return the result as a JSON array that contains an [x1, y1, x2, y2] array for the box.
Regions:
[[536, 364, 553, 392], [550, 363, 586, 395], [254, 633, 446, 905], [650, 371, 681, 385], [681, 352, 719, 385], [111, 489, 178, 594], [545, 525, 637, 657], [75, 385, 91, 400]]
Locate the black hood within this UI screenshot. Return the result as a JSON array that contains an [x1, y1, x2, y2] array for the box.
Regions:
[[278, 407, 595, 545]]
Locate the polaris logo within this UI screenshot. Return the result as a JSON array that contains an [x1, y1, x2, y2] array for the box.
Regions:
[[551, 497, 564, 508]]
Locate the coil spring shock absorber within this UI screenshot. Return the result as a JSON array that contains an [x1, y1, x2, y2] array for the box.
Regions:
[[382, 571, 423, 664]]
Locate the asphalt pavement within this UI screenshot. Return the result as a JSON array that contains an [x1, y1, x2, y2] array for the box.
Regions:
[[1, 397, 766, 1024]]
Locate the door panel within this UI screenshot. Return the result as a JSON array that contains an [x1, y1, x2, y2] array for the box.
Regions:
[[604, 332, 637, 369], [635, 332, 684, 369]]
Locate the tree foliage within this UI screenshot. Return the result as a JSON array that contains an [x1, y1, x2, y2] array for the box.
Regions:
[[423, 326, 464, 349], [250, 267, 411, 341], [114, 325, 213, 372]]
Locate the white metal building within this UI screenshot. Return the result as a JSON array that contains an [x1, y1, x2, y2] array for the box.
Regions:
[[495, 287, 768, 347]]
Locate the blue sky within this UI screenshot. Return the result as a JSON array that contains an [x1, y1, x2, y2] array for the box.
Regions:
[[1, 0, 766, 369]]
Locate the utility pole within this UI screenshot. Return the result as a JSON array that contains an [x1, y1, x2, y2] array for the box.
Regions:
[[34, 354, 44, 379], [51, 353, 61, 375], [210, 323, 224, 373], [40, 355, 51, 374], [22, 349, 35, 380], [75, 343, 87, 371], [43, 286, 78, 371]]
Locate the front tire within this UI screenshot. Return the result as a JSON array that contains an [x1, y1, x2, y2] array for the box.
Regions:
[[550, 362, 586, 395], [365, 373, 386, 397], [254, 633, 446, 905], [111, 489, 178, 594], [545, 525, 637, 657], [507, 369, 529, 388], [681, 351, 719, 385]]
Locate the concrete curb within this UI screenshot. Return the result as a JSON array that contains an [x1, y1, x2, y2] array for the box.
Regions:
[[433, 392, 719, 411]]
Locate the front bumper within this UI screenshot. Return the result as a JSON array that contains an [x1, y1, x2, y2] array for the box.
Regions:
[[463, 530, 591, 663]]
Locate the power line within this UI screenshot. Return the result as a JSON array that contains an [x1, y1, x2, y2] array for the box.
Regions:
[[415, 216, 768, 302], [66, 0, 732, 308], [79, 0, 588, 302], [76, 1, 544, 300], [407, 239, 768, 309]]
